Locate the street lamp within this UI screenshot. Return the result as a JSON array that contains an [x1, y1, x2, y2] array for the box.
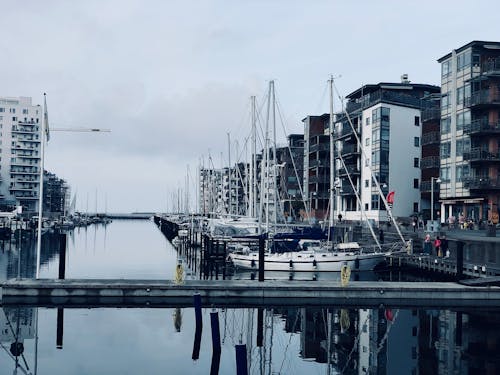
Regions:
[[430, 177, 442, 225], [309, 191, 317, 223]]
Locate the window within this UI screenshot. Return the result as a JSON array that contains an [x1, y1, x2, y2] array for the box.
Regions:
[[9, 108, 15, 113], [12, 117, 17, 121], [441, 142, 451, 158], [456, 139, 464, 157], [365, 138, 369, 146], [441, 60, 451, 77], [0, 108, 4, 112], [365, 158, 370, 167], [414, 116, 420, 126], [372, 129, 379, 145], [365, 179, 369, 188], [22, 109, 28, 114], [457, 51, 471, 71], [440, 166, 450, 182], [441, 117, 451, 134], [441, 93, 450, 110], [456, 83, 471, 106], [364, 203, 369, 211], [414, 137, 420, 147], [413, 179, 419, 189], [456, 165, 469, 182], [365, 117, 370, 126], [456, 111, 470, 131], [414, 157, 419, 167], [413, 202, 419, 213], [371, 194, 379, 210]]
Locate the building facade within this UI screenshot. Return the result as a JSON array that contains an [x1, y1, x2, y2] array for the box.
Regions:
[[0, 96, 42, 212], [335, 81, 440, 223], [438, 41, 500, 223]]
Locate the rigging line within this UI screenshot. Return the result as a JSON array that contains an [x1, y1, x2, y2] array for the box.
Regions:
[[338, 154, 381, 250], [0, 341, 30, 375], [313, 80, 329, 116], [333, 82, 406, 245], [275, 98, 310, 219]]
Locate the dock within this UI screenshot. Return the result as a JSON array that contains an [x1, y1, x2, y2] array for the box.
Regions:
[[1, 279, 500, 308]]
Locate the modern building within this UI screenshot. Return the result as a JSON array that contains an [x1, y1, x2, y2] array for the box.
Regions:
[[0, 96, 42, 212], [43, 171, 70, 217], [437, 41, 500, 223], [303, 114, 331, 222], [334, 80, 440, 223]]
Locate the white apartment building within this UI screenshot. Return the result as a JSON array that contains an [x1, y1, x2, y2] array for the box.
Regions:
[[0, 96, 42, 212], [335, 81, 440, 223]]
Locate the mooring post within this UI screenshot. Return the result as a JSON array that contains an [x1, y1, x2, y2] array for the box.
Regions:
[[235, 344, 248, 375], [210, 311, 221, 375], [56, 308, 64, 349], [256, 308, 264, 347], [58, 233, 67, 280], [258, 235, 265, 282]]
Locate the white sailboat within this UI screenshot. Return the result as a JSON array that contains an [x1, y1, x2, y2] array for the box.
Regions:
[[228, 77, 405, 272]]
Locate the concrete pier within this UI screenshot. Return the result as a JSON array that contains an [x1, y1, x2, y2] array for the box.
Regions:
[[1, 279, 500, 308]]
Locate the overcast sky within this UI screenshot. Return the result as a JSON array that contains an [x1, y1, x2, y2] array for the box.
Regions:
[[1, 0, 499, 213]]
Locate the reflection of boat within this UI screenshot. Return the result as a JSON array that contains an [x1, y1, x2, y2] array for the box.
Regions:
[[228, 242, 391, 272]]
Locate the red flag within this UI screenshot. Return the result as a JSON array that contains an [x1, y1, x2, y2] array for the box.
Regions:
[[385, 309, 394, 322], [387, 191, 395, 204]]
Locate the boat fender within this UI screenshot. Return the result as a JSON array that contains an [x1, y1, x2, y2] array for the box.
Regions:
[[251, 259, 256, 268], [289, 260, 293, 269], [313, 259, 317, 268]]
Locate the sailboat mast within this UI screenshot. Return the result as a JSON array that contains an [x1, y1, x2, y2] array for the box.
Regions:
[[329, 76, 336, 229], [250, 96, 257, 218], [271, 81, 277, 228], [264, 82, 272, 233], [227, 132, 232, 217]]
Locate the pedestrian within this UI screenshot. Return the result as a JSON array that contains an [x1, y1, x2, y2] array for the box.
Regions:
[[423, 234, 432, 255], [433, 236, 441, 257], [412, 217, 417, 232], [441, 235, 449, 258]]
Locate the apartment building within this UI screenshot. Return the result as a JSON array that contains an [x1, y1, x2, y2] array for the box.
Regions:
[[335, 80, 440, 223], [302, 114, 330, 222], [0, 96, 42, 212], [437, 41, 500, 223]]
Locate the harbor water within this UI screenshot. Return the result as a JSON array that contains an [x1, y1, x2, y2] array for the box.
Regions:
[[0, 220, 498, 374]]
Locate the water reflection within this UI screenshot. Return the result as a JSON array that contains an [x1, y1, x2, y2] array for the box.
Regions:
[[0, 305, 498, 374]]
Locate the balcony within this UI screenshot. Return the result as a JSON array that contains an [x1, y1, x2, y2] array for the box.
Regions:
[[420, 156, 440, 169], [339, 185, 357, 196], [308, 175, 328, 184], [463, 148, 500, 163], [464, 119, 500, 136], [12, 126, 37, 134], [482, 57, 500, 75], [334, 125, 359, 140], [421, 131, 441, 145], [465, 177, 500, 190], [421, 108, 441, 122], [309, 143, 329, 153], [337, 165, 360, 177], [467, 91, 500, 107], [419, 180, 441, 193], [339, 144, 360, 157]]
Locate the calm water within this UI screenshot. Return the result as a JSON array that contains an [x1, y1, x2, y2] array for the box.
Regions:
[[0, 220, 498, 374]]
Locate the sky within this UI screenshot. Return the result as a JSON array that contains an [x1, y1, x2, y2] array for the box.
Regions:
[[1, 0, 499, 213]]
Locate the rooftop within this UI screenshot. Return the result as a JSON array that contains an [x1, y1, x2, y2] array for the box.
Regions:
[[437, 40, 500, 63]]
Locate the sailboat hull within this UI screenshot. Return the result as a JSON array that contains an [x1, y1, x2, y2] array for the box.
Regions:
[[228, 251, 388, 272]]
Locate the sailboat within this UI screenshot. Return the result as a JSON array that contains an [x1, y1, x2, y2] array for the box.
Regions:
[[228, 77, 405, 272]]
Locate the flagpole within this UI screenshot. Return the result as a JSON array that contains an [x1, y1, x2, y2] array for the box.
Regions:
[[35, 93, 47, 279]]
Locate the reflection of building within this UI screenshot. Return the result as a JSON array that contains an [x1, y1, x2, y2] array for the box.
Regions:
[[437, 41, 500, 222], [0, 308, 36, 343]]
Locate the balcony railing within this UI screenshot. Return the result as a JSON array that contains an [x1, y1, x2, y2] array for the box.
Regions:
[[465, 177, 500, 190], [464, 119, 500, 135], [421, 131, 441, 145], [482, 57, 500, 74], [421, 108, 441, 122], [345, 90, 423, 113], [420, 156, 440, 169], [419, 180, 441, 192], [337, 165, 360, 176], [467, 91, 500, 106], [309, 143, 329, 153], [334, 125, 359, 139], [463, 148, 500, 163], [339, 144, 360, 156]]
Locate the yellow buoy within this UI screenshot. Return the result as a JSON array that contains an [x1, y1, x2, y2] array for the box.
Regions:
[[174, 262, 184, 285], [340, 264, 351, 287]]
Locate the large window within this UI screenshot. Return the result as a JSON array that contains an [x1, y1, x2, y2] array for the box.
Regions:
[[456, 111, 470, 131], [456, 84, 471, 106], [440, 142, 451, 158], [414, 137, 420, 147], [456, 165, 469, 182], [441, 93, 450, 110], [440, 166, 451, 182], [457, 51, 472, 71], [371, 194, 379, 210], [441, 117, 451, 134], [414, 157, 419, 167], [441, 60, 451, 77]]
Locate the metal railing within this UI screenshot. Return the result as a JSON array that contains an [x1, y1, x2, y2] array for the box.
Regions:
[[464, 119, 500, 135], [463, 147, 500, 162], [421, 131, 441, 145], [420, 156, 440, 169]]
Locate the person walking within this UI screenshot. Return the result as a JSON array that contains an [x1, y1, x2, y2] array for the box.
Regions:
[[433, 236, 441, 257], [412, 217, 417, 232]]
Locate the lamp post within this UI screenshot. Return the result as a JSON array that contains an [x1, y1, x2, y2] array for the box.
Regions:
[[309, 191, 317, 223], [430, 177, 442, 226]]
